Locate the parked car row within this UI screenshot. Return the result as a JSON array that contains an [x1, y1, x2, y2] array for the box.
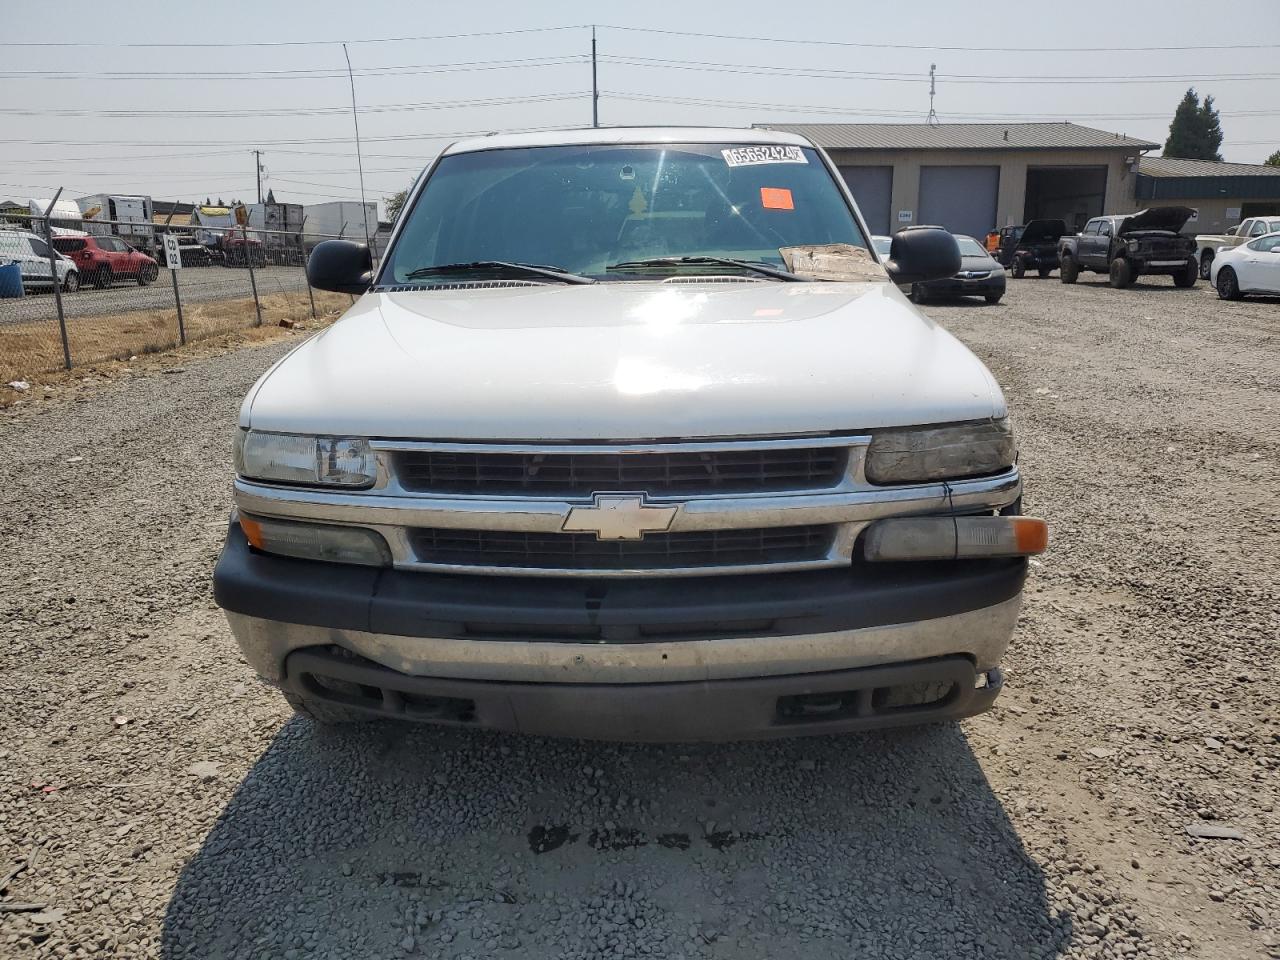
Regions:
[[0, 226, 264, 296], [884, 206, 1279, 305]]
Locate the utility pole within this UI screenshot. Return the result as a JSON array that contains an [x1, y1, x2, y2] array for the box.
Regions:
[[591, 26, 599, 128], [927, 64, 939, 127], [254, 149, 263, 204]]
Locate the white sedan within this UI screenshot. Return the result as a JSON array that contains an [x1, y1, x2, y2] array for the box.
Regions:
[[1211, 230, 1280, 299]]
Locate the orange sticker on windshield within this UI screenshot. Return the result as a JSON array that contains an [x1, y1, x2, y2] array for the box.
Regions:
[[760, 187, 794, 210]]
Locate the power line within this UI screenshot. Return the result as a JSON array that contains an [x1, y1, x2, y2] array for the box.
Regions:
[[0, 92, 589, 119], [3, 122, 582, 148], [605, 90, 1280, 122], [601, 55, 1280, 85], [0, 25, 587, 48], [3, 22, 1273, 52], [0, 56, 589, 82], [597, 23, 1280, 53]]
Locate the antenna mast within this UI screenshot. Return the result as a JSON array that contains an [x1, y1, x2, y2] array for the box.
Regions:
[[342, 42, 373, 252]]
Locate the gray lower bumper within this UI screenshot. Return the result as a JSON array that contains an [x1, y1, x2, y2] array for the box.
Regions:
[[225, 595, 1020, 685], [278, 646, 1004, 741]]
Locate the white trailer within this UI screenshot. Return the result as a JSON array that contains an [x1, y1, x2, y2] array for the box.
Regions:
[[27, 198, 84, 231], [75, 194, 155, 252], [302, 201, 377, 250]]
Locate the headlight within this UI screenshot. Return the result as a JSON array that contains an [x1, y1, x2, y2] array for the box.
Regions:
[[240, 513, 390, 566], [865, 418, 1015, 485], [235, 430, 376, 487]]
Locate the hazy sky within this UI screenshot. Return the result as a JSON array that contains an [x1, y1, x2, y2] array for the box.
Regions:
[[4, 0, 1278, 214]]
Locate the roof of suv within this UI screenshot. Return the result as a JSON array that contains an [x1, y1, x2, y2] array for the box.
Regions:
[[443, 126, 814, 155]]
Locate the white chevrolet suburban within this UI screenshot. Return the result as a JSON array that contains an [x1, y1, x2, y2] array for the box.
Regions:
[[213, 127, 1047, 741]]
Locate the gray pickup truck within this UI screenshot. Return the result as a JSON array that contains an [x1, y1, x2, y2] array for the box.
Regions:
[[1058, 207, 1198, 289]]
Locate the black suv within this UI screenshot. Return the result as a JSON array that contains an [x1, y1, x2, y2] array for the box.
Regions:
[[995, 219, 1066, 278], [1058, 207, 1197, 288]]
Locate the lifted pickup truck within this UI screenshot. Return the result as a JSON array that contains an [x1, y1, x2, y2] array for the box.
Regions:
[[1195, 216, 1280, 279], [1059, 207, 1198, 288], [995, 219, 1067, 278], [213, 127, 1047, 742]]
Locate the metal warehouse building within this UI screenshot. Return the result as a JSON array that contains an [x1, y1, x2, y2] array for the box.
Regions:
[[759, 122, 1158, 239], [1134, 157, 1280, 235]]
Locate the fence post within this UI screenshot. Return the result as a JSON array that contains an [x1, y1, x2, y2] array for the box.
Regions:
[[42, 190, 72, 370], [300, 215, 316, 319], [168, 235, 186, 345], [243, 224, 263, 326]]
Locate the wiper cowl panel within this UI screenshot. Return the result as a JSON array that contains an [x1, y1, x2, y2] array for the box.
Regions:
[[402, 261, 595, 285], [605, 256, 803, 282]]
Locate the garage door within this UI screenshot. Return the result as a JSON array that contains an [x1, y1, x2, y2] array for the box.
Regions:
[[838, 166, 893, 236], [917, 166, 999, 240]]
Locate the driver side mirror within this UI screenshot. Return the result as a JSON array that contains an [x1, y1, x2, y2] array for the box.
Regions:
[[884, 227, 961, 285], [306, 240, 373, 294]]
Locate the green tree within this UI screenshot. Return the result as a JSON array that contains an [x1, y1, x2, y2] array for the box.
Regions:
[[1265, 150, 1280, 167], [386, 187, 410, 223], [1163, 88, 1224, 161]]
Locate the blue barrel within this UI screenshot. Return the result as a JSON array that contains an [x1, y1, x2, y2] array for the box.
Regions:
[[0, 261, 22, 298]]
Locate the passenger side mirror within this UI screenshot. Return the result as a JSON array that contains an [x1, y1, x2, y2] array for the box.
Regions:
[[884, 227, 961, 285], [306, 239, 373, 294]]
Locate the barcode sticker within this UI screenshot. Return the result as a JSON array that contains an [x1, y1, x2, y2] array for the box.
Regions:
[[722, 145, 807, 167]]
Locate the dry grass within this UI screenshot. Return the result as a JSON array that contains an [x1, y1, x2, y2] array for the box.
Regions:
[[0, 289, 353, 384]]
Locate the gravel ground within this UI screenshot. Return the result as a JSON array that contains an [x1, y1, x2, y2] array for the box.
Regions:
[[1, 275, 1277, 959], [0, 266, 309, 323]]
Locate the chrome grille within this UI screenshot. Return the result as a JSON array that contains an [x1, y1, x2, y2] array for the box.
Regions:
[[394, 446, 847, 497], [409, 525, 834, 572]]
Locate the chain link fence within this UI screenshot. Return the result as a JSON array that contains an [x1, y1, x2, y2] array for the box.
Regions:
[[0, 204, 362, 383]]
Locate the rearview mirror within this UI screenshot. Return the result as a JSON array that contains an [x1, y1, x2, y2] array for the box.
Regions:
[[885, 227, 961, 285], [306, 240, 373, 294]]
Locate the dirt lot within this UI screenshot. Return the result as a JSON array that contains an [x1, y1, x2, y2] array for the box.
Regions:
[[1, 276, 1277, 960], [0, 289, 352, 384]]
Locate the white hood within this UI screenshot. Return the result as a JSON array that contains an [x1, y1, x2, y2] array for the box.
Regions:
[[243, 281, 1004, 440]]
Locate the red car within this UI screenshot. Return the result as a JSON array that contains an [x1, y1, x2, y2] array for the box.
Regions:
[[51, 235, 160, 288]]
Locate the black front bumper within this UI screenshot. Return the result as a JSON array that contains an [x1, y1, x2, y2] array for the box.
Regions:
[[213, 522, 1027, 644], [920, 275, 1006, 298]]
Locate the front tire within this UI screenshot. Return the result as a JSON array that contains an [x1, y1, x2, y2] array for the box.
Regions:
[[1011, 258, 1026, 279], [984, 291, 1003, 304], [1216, 266, 1243, 300], [1059, 254, 1078, 283], [1109, 257, 1133, 289], [1199, 250, 1214, 280], [1037, 266, 1052, 278], [137, 263, 159, 286], [1173, 259, 1197, 288], [93, 266, 113, 289], [62, 271, 79, 293]]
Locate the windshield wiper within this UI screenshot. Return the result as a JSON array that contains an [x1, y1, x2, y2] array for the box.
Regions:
[[605, 256, 803, 282], [402, 261, 595, 285]]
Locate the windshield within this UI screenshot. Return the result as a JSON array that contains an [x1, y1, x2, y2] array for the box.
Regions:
[[955, 236, 987, 257], [383, 143, 866, 283]]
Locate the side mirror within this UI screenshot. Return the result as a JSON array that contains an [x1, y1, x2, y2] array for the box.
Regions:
[[306, 239, 373, 294], [885, 227, 961, 285]]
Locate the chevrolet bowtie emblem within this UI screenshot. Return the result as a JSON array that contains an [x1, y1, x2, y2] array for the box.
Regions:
[[562, 495, 677, 540]]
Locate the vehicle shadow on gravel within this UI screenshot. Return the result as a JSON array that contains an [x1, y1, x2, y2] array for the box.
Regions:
[[162, 719, 1071, 959]]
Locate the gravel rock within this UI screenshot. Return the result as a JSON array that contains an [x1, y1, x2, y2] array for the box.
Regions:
[[2, 282, 1276, 959]]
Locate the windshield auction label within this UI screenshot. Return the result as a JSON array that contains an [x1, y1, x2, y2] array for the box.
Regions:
[[721, 146, 807, 167]]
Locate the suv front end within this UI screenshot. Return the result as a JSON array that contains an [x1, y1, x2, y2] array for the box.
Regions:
[[212, 128, 1046, 741]]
